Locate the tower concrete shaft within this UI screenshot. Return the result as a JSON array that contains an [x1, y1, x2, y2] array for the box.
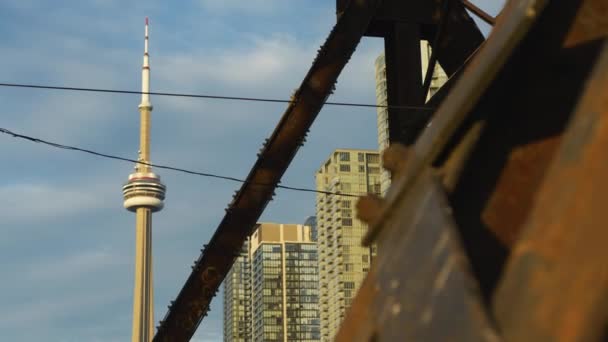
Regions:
[[123, 17, 165, 342], [132, 208, 154, 342]]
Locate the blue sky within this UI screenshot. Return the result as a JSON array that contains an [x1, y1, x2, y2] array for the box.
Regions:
[[0, 1, 502, 341]]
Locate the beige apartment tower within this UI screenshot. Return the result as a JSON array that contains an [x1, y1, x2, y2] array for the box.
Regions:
[[315, 149, 381, 341]]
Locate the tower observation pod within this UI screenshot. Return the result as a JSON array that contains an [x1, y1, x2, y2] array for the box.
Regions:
[[123, 172, 166, 212], [123, 17, 166, 342]]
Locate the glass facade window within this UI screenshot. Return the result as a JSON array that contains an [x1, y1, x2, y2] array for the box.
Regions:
[[368, 166, 380, 174], [253, 243, 284, 342], [281, 242, 321, 341], [366, 154, 379, 164], [223, 240, 251, 342], [226, 224, 320, 342]]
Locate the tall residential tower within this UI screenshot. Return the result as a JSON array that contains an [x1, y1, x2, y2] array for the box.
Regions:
[[315, 149, 381, 341], [223, 239, 252, 342], [223, 223, 320, 342], [122, 18, 166, 342]]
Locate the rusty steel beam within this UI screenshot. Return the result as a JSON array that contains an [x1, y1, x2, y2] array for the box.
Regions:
[[337, 0, 548, 339], [383, 0, 484, 146], [492, 0, 608, 340], [338, 0, 484, 146], [340, 0, 608, 340], [362, 0, 545, 249], [337, 0, 437, 37], [152, 0, 381, 340], [495, 42, 608, 342], [337, 165, 498, 342], [462, 0, 496, 26], [384, 22, 424, 145], [441, 0, 607, 304], [427, 0, 485, 77]]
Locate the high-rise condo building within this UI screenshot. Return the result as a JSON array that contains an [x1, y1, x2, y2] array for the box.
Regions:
[[223, 223, 320, 342], [223, 239, 251, 342], [315, 149, 381, 341]]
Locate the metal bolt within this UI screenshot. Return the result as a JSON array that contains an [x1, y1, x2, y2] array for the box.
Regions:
[[391, 303, 401, 316]]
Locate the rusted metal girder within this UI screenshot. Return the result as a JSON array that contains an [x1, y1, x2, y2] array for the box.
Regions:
[[492, 0, 608, 340], [338, 164, 498, 341], [426, 0, 485, 77], [443, 0, 607, 301], [495, 43, 608, 342], [338, 0, 543, 338], [152, 0, 381, 340], [462, 0, 496, 26], [337, 0, 437, 37], [340, 0, 608, 340], [384, 22, 425, 146], [341, 0, 485, 146]]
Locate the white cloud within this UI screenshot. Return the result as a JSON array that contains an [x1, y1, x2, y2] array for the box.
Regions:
[[157, 33, 308, 88], [25, 247, 127, 282], [0, 288, 126, 329], [0, 183, 113, 224], [155, 32, 383, 109], [198, 0, 285, 14]]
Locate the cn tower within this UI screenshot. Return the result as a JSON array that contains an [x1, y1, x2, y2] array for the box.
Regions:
[[122, 17, 166, 342]]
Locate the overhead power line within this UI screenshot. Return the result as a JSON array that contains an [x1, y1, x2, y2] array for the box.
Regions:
[[0, 127, 360, 198], [0, 82, 434, 111]]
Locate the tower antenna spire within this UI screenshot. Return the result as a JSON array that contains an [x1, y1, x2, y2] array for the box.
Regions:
[[140, 16, 152, 113]]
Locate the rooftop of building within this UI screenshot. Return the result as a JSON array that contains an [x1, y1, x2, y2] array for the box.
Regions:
[[316, 148, 380, 174]]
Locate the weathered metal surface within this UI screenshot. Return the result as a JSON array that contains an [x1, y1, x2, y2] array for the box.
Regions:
[[338, 0, 553, 340], [439, 0, 606, 305], [358, 0, 545, 308], [334, 0, 608, 341], [337, 0, 437, 36], [362, 0, 547, 247], [495, 41, 608, 342], [344, 0, 608, 341], [152, 1, 382, 340], [337, 169, 498, 342], [398, 44, 482, 145], [384, 22, 424, 145], [379, 0, 484, 146], [427, 0, 485, 77], [460, 0, 606, 246], [492, 1, 608, 341]]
